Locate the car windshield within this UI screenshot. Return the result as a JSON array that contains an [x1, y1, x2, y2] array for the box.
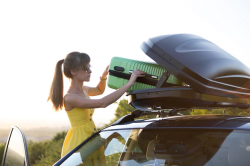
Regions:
[[60, 129, 250, 166]]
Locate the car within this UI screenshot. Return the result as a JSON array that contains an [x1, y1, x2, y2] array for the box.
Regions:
[[3, 110, 250, 166], [55, 111, 250, 166], [2, 34, 250, 166]]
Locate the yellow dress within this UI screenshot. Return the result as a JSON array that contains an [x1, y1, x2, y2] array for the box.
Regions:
[[61, 96, 106, 165]]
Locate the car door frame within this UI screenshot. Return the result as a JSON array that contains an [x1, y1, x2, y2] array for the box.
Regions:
[[1, 126, 30, 166]]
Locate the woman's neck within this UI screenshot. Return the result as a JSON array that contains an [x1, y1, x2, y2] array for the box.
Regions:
[[69, 80, 84, 92]]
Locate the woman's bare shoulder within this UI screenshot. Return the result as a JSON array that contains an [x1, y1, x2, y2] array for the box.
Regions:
[[64, 93, 73, 102], [64, 93, 89, 108], [64, 93, 82, 102], [64, 93, 85, 111], [64, 91, 103, 109]]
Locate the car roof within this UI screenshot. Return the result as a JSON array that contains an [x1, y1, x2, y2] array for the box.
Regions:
[[103, 115, 250, 131]]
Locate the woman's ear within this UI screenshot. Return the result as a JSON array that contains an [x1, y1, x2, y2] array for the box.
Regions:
[[70, 70, 76, 76]]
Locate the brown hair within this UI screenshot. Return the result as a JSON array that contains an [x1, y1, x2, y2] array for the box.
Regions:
[[47, 52, 90, 111]]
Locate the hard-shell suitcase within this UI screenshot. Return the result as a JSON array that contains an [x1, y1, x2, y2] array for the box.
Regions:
[[108, 57, 185, 92]]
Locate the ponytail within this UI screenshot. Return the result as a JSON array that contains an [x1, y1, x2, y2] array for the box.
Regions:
[[48, 52, 90, 111], [48, 59, 64, 111]]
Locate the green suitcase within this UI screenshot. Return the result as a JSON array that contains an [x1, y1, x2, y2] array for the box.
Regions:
[[108, 57, 185, 92]]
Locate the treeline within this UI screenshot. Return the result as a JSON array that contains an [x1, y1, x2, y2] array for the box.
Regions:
[[1, 99, 250, 165], [0, 143, 6, 165], [190, 107, 250, 116], [0, 131, 66, 165], [27, 131, 66, 165]]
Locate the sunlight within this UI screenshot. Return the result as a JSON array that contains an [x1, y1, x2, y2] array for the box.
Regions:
[[0, 0, 250, 131]]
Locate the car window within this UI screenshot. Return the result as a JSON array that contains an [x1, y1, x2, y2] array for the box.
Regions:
[[2, 127, 30, 166], [60, 129, 131, 166], [118, 129, 250, 166], [60, 129, 250, 166]]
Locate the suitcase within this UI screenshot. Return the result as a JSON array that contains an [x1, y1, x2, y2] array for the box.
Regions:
[[108, 57, 185, 92]]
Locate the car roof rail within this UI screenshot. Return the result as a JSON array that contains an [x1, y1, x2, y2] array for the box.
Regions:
[[112, 108, 189, 125]]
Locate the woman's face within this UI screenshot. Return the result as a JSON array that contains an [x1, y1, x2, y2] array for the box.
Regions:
[[72, 64, 92, 82]]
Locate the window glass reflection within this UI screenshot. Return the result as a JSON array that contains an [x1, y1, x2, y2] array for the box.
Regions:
[[61, 130, 131, 166], [118, 129, 250, 166]]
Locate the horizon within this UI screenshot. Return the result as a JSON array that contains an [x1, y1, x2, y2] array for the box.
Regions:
[[1, 0, 250, 130]]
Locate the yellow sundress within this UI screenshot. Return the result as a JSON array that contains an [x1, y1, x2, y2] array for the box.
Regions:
[[61, 96, 106, 165]]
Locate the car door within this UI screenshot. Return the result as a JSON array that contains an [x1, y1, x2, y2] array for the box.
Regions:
[[56, 129, 133, 166], [1, 126, 30, 166]]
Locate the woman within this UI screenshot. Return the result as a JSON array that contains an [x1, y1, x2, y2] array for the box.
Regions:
[[47, 52, 146, 160]]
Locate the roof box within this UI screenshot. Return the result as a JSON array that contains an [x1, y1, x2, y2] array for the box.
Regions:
[[127, 34, 250, 110], [128, 87, 250, 110], [141, 34, 250, 98]]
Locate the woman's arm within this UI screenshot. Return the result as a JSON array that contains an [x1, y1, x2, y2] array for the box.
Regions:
[[64, 69, 145, 109], [87, 65, 109, 96]]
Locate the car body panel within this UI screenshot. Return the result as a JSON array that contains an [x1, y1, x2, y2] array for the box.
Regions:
[[103, 115, 250, 131]]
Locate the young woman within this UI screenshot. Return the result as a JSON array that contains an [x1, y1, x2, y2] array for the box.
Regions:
[[47, 52, 146, 160]]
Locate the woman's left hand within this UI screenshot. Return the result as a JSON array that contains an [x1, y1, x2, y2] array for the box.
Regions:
[[101, 65, 109, 79]]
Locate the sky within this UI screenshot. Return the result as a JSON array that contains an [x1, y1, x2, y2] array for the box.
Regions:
[[0, 0, 250, 130]]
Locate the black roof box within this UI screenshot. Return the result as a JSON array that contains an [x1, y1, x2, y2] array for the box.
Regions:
[[141, 34, 250, 98], [128, 87, 250, 110]]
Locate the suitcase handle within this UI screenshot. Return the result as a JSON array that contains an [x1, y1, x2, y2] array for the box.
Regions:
[[129, 70, 158, 79], [114, 66, 124, 72], [109, 70, 179, 87]]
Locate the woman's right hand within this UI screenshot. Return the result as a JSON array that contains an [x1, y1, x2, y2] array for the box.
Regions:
[[127, 69, 146, 87]]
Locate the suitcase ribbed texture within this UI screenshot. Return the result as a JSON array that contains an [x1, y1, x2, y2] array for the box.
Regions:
[[108, 57, 184, 92]]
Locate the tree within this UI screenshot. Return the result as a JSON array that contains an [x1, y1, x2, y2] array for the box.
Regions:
[[112, 99, 135, 122], [27, 131, 67, 166], [100, 99, 135, 128], [0, 143, 6, 165]]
